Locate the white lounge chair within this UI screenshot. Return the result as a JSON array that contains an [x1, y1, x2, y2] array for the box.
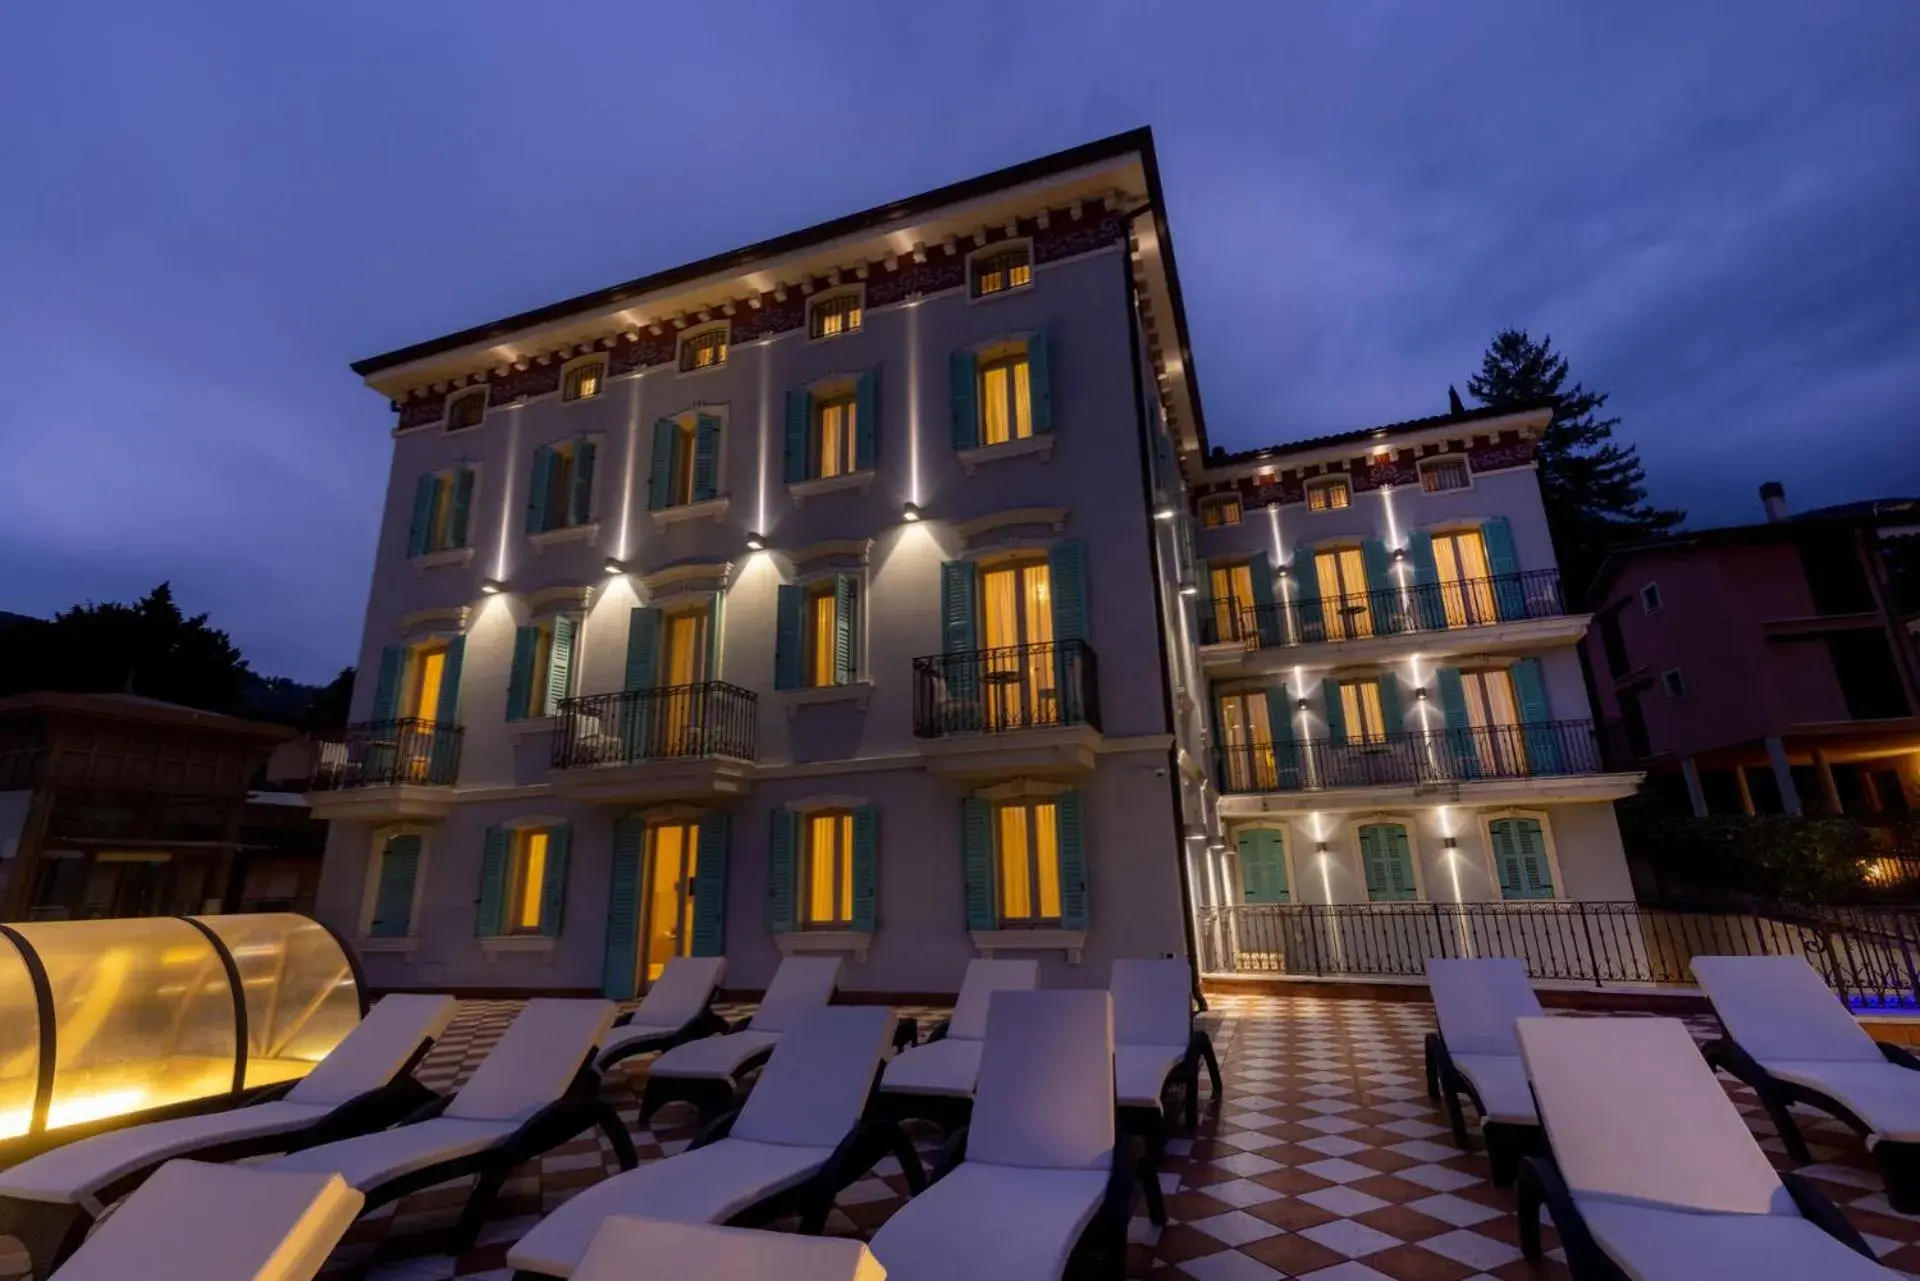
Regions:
[[268, 998, 630, 1253], [571, 1218, 885, 1281], [867, 989, 1143, 1281], [641, 955, 842, 1125], [509, 1006, 921, 1278], [875, 959, 1039, 1131], [1694, 953, 1920, 1212], [47, 1159, 362, 1281], [1423, 957, 1545, 1184], [1111, 957, 1218, 1228], [0, 993, 455, 1278], [1514, 1016, 1888, 1281], [596, 956, 730, 1072]]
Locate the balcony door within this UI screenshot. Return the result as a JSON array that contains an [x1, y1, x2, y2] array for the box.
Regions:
[[656, 606, 711, 755], [1431, 530, 1497, 628], [1314, 547, 1373, 640], [1217, 691, 1277, 791], [1459, 667, 1525, 775], [980, 560, 1055, 729], [1209, 561, 1255, 644], [641, 820, 700, 986]]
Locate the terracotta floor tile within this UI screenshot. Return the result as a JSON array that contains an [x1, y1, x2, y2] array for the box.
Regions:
[[1352, 1203, 1453, 1242], [1362, 1242, 1480, 1281], [1247, 1196, 1342, 1233], [1240, 1230, 1347, 1275]]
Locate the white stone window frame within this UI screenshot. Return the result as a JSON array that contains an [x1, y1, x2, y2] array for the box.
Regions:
[[1343, 812, 1429, 904], [1198, 492, 1244, 528], [444, 387, 489, 434], [806, 285, 866, 343], [1227, 821, 1295, 906], [559, 353, 609, 405], [411, 460, 483, 571], [775, 792, 872, 963], [1417, 455, 1474, 496], [676, 322, 732, 377], [967, 777, 1084, 962], [529, 432, 607, 549], [965, 237, 1035, 306], [1304, 474, 1353, 515], [481, 812, 569, 959], [651, 404, 732, 528], [1474, 807, 1567, 904], [357, 823, 434, 953]]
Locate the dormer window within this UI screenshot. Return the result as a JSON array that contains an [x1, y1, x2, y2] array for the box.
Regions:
[[679, 326, 728, 373], [562, 358, 605, 403], [1420, 458, 1469, 494], [809, 290, 863, 339], [971, 243, 1032, 299], [1200, 494, 1243, 528], [446, 390, 487, 432], [1306, 475, 1351, 512]]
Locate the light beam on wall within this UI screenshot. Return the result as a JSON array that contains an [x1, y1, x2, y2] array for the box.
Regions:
[[907, 297, 922, 505], [493, 413, 522, 582], [617, 376, 642, 562], [757, 342, 771, 534]]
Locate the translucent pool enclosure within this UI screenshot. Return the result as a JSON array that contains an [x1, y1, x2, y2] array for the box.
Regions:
[[0, 914, 365, 1139]]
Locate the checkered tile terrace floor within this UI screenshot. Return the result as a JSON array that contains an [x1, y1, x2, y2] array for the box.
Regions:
[[7, 991, 1920, 1280]]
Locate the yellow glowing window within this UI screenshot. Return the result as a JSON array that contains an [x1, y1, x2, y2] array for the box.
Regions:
[[411, 645, 447, 723], [1315, 546, 1374, 640], [811, 293, 863, 339], [562, 360, 604, 403], [805, 811, 854, 927], [972, 246, 1033, 298], [680, 328, 728, 372], [1217, 691, 1278, 791], [808, 586, 838, 689], [1201, 494, 1243, 527], [670, 418, 698, 505], [1338, 680, 1389, 743], [1433, 530, 1495, 626], [979, 354, 1033, 446], [1307, 477, 1351, 512], [1209, 562, 1255, 641], [508, 829, 549, 933], [816, 397, 858, 478], [643, 821, 698, 984], [995, 800, 1061, 924], [1422, 459, 1469, 493], [446, 391, 485, 431]]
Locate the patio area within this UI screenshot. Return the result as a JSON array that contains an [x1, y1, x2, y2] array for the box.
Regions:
[[7, 989, 1920, 1280]]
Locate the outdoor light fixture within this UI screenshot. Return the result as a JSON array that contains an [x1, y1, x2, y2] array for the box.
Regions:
[[745, 532, 766, 551], [1276, 564, 1291, 577], [902, 501, 922, 523], [480, 578, 505, 595], [1296, 698, 1309, 711], [1153, 504, 1176, 521], [1442, 836, 1459, 850], [1179, 582, 1198, 597], [1316, 842, 1329, 854], [603, 557, 627, 576], [1415, 687, 1429, 701], [1391, 547, 1408, 563]]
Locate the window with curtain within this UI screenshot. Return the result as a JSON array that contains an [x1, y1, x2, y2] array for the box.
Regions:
[[1306, 476, 1350, 512], [979, 350, 1034, 445], [1209, 561, 1256, 642], [680, 327, 728, 372], [1200, 494, 1243, 527], [505, 828, 554, 934], [409, 643, 448, 723], [979, 559, 1055, 728], [668, 417, 698, 506], [995, 798, 1060, 925], [803, 811, 854, 927], [1314, 546, 1373, 639], [562, 359, 605, 403], [528, 438, 596, 533], [804, 581, 854, 687], [408, 466, 475, 557], [446, 390, 486, 432], [1432, 529, 1495, 626], [1337, 679, 1389, 744], [810, 292, 863, 338], [1459, 667, 1524, 774], [1421, 459, 1469, 493], [1217, 690, 1276, 790], [971, 245, 1032, 298], [814, 395, 858, 479], [507, 614, 578, 720]]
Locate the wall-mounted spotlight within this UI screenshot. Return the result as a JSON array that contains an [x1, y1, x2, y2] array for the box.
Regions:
[[1415, 687, 1429, 701], [1275, 564, 1292, 578], [603, 557, 627, 576], [1295, 697, 1309, 711], [1442, 836, 1459, 850], [1153, 504, 1176, 521], [1391, 547, 1408, 563], [901, 501, 923, 523], [1315, 841, 1329, 854], [745, 532, 766, 551], [1179, 581, 1198, 597], [479, 578, 505, 596]]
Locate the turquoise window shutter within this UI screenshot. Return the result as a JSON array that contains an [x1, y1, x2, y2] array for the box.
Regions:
[[1192, 556, 1214, 628], [1238, 829, 1289, 904], [371, 645, 406, 722], [622, 607, 660, 757], [773, 584, 803, 692], [706, 590, 725, 681], [948, 349, 979, 451], [1055, 790, 1088, 930], [854, 369, 877, 471], [538, 823, 571, 937], [1321, 679, 1348, 745], [1512, 817, 1555, 898], [430, 636, 465, 780], [475, 826, 509, 936], [1481, 517, 1523, 619], [1360, 824, 1418, 902], [1295, 550, 1326, 641], [505, 625, 538, 722], [961, 798, 995, 930], [1436, 666, 1477, 778], [765, 810, 798, 933], [833, 575, 857, 684], [545, 615, 576, 715], [851, 805, 879, 933], [1265, 684, 1296, 748], [1247, 551, 1279, 646], [568, 439, 596, 526], [691, 812, 729, 956], [449, 467, 474, 549], [370, 835, 420, 938], [525, 445, 554, 533], [647, 419, 677, 510], [1048, 539, 1089, 721], [1510, 657, 1562, 773], [940, 560, 977, 654], [1027, 328, 1053, 434], [1361, 538, 1396, 633], [784, 389, 812, 484], [407, 474, 438, 557], [602, 818, 644, 998], [692, 414, 722, 502], [1377, 672, 1406, 736], [1406, 532, 1444, 629]]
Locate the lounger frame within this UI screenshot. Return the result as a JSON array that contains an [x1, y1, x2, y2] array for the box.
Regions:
[[635, 1015, 772, 1126], [596, 1005, 730, 1073], [1422, 1031, 1545, 1186]]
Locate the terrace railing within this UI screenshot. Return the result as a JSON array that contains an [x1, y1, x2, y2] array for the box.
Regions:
[[311, 719, 462, 790], [913, 640, 1102, 738], [552, 683, 758, 769], [1214, 720, 1605, 794], [1198, 570, 1565, 649]]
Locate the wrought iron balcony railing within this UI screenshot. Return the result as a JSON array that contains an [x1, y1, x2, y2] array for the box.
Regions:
[[1213, 719, 1604, 794], [311, 719, 463, 790], [912, 640, 1102, 738], [1197, 570, 1565, 648], [552, 682, 758, 769]]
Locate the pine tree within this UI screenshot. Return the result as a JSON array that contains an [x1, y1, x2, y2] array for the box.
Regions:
[[1467, 329, 1683, 601]]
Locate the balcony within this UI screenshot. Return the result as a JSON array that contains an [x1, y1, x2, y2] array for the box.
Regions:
[[306, 719, 462, 821], [1198, 570, 1581, 667], [1212, 720, 1632, 809], [549, 682, 757, 803], [912, 640, 1103, 778]]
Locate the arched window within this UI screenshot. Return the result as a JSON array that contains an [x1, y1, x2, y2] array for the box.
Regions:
[[446, 390, 487, 432]]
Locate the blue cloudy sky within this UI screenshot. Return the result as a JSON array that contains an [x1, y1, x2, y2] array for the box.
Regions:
[[1, 2, 1915, 682]]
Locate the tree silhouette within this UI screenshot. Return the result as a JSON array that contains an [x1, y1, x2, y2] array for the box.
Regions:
[[0, 583, 253, 712]]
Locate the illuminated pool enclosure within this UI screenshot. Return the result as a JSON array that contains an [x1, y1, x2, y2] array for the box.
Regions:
[[0, 914, 365, 1139]]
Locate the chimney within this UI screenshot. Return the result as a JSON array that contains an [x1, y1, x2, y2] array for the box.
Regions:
[[1760, 481, 1789, 523]]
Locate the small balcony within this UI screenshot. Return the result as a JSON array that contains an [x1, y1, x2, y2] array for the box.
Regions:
[[549, 683, 757, 803], [912, 640, 1103, 778], [1198, 570, 1574, 659], [306, 719, 462, 821], [1214, 720, 1614, 804]]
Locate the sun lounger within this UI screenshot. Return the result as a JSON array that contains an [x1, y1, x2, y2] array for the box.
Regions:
[[874, 959, 1039, 1132], [1514, 1016, 1888, 1281], [509, 1006, 920, 1278], [595, 957, 730, 1072], [867, 989, 1145, 1281], [0, 993, 455, 1278], [571, 1218, 886, 1281], [1693, 953, 1920, 1212], [1110, 957, 1217, 1226], [1423, 957, 1545, 1184], [268, 998, 632, 1253], [640, 956, 841, 1124]]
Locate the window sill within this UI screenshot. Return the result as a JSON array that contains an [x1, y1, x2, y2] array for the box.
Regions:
[[776, 930, 871, 963], [411, 547, 475, 571], [481, 935, 556, 961], [529, 522, 600, 550], [958, 434, 1053, 475], [788, 471, 874, 505], [507, 716, 558, 737], [651, 496, 731, 528], [970, 928, 1085, 964], [782, 682, 873, 717], [355, 936, 419, 955]]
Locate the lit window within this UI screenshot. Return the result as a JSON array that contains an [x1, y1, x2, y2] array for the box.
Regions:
[[815, 395, 859, 479], [1208, 561, 1256, 643], [805, 580, 857, 687], [979, 352, 1033, 445], [1661, 668, 1686, 701], [410, 466, 474, 556], [1337, 679, 1389, 744], [505, 827, 553, 934], [669, 417, 699, 506], [1421, 459, 1469, 493], [562, 359, 605, 403], [531, 438, 594, 532], [995, 799, 1061, 925], [1307, 476, 1351, 512], [1314, 546, 1374, 640], [680, 327, 728, 372], [810, 292, 863, 339], [972, 245, 1033, 298], [446, 390, 486, 432], [511, 614, 579, 720], [1640, 582, 1663, 615], [1200, 494, 1243, 527], [804, 811, 854, 927]]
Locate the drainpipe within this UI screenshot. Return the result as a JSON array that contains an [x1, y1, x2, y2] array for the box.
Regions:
[[1117, 201, 1207, 1012]]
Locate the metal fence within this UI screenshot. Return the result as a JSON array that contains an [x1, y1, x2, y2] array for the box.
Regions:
[[311, 718, 463, 789], [1197, 569, 1565, 648], [1215, 720, 1605, 794], [552, 683, 759, 768], [913, 640, 1102, 738], [1196, 901, 1920, 1010]]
